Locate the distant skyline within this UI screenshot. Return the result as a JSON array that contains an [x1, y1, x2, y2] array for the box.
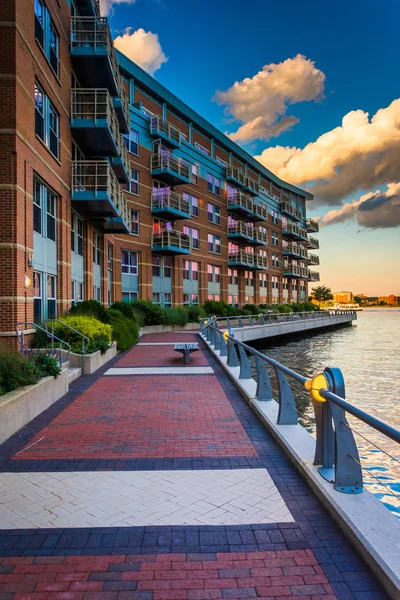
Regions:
[[102, 0, 400, 295]]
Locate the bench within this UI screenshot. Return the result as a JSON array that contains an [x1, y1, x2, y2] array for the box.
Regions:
[[174, 343, 199, 365]]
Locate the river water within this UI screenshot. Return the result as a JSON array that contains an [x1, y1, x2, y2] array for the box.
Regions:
[[251, 309, 400, 517]]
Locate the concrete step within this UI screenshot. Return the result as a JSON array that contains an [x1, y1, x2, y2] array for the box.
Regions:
[[68, 367, 82, 384]]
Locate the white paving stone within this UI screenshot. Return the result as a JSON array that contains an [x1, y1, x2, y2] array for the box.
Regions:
[[105, 367, 213, 375], [0, 469, 293, 528]]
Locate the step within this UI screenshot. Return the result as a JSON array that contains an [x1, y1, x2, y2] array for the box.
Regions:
[[68, 367, 82, 384]]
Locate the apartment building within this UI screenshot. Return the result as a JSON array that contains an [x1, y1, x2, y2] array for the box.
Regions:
[[0, 0, 319, 346]]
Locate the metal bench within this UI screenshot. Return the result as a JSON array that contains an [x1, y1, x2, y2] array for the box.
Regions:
[[174, 343, 199, 365]]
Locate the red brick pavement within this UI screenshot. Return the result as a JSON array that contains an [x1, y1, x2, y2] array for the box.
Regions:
[[115, 345, 209, 367], [14, 375, 257, 461], [0, 551, 336, 599], [138, 334, 199, 343]]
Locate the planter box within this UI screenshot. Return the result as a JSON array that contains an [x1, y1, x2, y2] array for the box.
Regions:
[[59, 342, 118, 375], [0, 368, 69, 446]]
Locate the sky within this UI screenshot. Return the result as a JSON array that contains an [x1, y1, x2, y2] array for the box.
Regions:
[[102, 0, 400, 296]]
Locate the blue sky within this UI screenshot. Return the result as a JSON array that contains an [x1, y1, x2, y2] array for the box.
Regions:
[[105, 0, 400, 295]]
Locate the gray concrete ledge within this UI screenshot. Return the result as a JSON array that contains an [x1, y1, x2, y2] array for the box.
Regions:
[[201, 334, 400, 600]]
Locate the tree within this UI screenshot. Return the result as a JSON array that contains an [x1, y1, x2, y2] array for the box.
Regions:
[[354, 295, 361, 304], [311, 285, 334, 308]]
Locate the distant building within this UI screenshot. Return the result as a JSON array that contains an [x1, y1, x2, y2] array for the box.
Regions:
[[333, 291, 354, 304]]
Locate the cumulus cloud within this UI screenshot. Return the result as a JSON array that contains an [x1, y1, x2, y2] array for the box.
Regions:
[[214, 54, 325, 142], [113, 28, 167, 75], [321, 183, 400, 229], [255, 99, 400, 205], [100, 0, 136, 16]]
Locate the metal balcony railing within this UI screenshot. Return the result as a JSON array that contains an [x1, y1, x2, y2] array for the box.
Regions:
[[71, 88, 119, 135], [150, 153, 190, 180], [308, 236, 320, 249], [245, 176, 260, 195], [228, 221, 254, 239], [281, 201, 303, 221], [307, 217, 319, 233], [254, 254, 268, 269], [284, 263, 301, 276], [228, 250, 255, 267], [152, 229, 191, 252], [227, 191, 253, 213], [115, 130, 130, 175], [71, 17, 118, 71], [150, 115, 181, 146], [253, 202, 267, 221], [308, 270, 320, 282], [283, 221, 307, 239], [151, 189, 190, 215], [308, 253, 320, 265], [226, 165, 246, 187], [71, 160, 129, 224], [253, 227, 267, 245]]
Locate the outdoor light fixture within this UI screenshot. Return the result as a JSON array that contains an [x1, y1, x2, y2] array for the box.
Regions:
[[24, 275, 31, 288], [305, 373, 329, 403]]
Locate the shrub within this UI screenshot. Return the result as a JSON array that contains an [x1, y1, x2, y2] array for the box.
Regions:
[[292, 301, 319, 313], [0, 350, 41, 396], [110, 301, 144, 328], [53, 315, 112, 354], [32, 353, 62, 379], [107, 309, 139, 352], [131, 300, 165, 326], [186, 304, 205, 323], [31, 327, 53, 349], [69, 300, 111, 324], [242, 304, 259, 315], [89, 334, 110, 355], [203, 300, 232, 317], [161, 307, 189, 327]]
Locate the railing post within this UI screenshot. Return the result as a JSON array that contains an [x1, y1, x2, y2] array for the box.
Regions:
[[219, 331, 228, 357], [325, 367, 363, 494], [237, 344, 251, 379], [209, 325, 216, 346], [255, 356, 273, 401], [227, 337, 239, 367], [259, 314, 264, 325], [214, 328, 221, 351], [249, 315, 253, 326], [275, 367, 298, 425], [226, 317, 231, 328], [238, 316, 243, 328]]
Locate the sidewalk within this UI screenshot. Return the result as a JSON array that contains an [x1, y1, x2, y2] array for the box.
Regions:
[[0, 332, 388, 599]]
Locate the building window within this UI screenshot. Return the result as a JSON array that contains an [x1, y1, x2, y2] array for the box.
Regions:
[[228, 295, 239, 307], [34, 178, 57, 240], [164, 257, 172, 278], [122, 291, 138, 302], [215, 156, 228, 167], [207, 264, 213, 283], [272, 253, 279, 268], [77, 217, 84, 256], [164, 292, 172, 307], [194, 141, 209, 155], [152, 292, 160, 304], [183, 260, 198, 281], [122, 250, 138, 275], [207, 173, 213, 192], [214, 176, 220, 196], [207, 203, 221, 224], [107, 244, 113, 306], [46, 190, 56, 241], [35, 0, 59, 76], [245, 270, 254, 286], [207, 173, 220, 195], [124, 129, 139, 155], [34, 81, 59, 158], [33, 180, 42, 234], [191, 196, 199, 217], [130, 209, 139, 235], [183, 293, 199, 306], [183, 226, 199, 249], [33, 271, 42, 322], [208, 264, 220, 283], [208, 233, 221, 254], [47, 275, 56, 319], [192, 164, 199, 184], [228, 268, 238, 285], [129, 169, 139, 195], [270, 209, 278, 224], [152, 256, 161, 277], [214, 266, 221, 283], [272, 232, 279, 246], [93, 232, 101, 266]]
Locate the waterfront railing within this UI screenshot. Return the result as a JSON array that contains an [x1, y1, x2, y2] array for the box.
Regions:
[[201, 319, 400, 496], [200, 309, 355, 329]]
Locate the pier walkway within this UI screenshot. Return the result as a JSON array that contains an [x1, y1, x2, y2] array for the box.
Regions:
[[0, 332, 389, 599]]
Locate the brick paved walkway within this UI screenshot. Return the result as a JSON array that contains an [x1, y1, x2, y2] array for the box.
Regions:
[[0, 333, 388, 599]]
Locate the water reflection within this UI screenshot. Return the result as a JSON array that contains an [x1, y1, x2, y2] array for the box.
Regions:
[[249, 309, 400, 517]]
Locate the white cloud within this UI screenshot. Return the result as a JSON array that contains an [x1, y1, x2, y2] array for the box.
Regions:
[[113, 28, 167, 75], [255, 99, 400, 205], [100, 0, 136, 16], [321, 183, 400, 229], [214, 54, 325, 142]]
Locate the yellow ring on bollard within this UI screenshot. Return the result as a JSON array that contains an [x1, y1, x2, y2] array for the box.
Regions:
[[223, 329, 229, 341], [204, 320, 208, 326], [304, 373, 329, 403]]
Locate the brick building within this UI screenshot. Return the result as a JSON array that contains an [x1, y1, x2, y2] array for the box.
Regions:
[[0, 0, 319, 346]]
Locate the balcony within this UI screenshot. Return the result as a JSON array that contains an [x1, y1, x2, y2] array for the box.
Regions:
[[283, 243, 308, 258], [228, 250, 254, 269], [151, 190, 190, 220], [226, 166, 246, 188], [283, 263, 308, 278], [110, 131, 130, 184], [73, 0, 100, 16], [281, 201, 303, 222], [152, 229, 191, 255], [307, 218, 319, 233], [249, 201, 267, 222], [308, 270, 320, 282], [150, 153, 191, 185], [308, 253, 320, 266], [227, 191, 254, 218], [228, 221, 254, 243], [252, 227, 268, 246], [307, 236, 320, 250], [113, 76, 129, 134], [71, 161, 129, 233], [150, 116, 181, 148], [244, 176, 260, 196], [283, 221, 307, 240], [70, 17, 118, 95], [253, 254, 268, 270]]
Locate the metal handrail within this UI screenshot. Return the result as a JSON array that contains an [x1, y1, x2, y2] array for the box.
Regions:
[[307, 235, 319, 249], [46, 319, 90, 357], [227, 191, 253, 213], [16, 322, 71, 368], [152, 189, 190, 214], [226, 165, 245, 186], [283, 242, 308, 258], [152, 229, 191, 251], [308, 270, 320, 282], [200, 310, 355, 329], [150, 115, 181, 145], [151, 152, 190, 180], [308, 253, 320, 265], [307, 217, 319, 233], [245, 176, 260, 195], [202, 321, 400, 495], [283, 221, 308, 239]]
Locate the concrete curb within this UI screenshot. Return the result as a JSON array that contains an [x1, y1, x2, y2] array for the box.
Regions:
[[201, 334, 400, 600]]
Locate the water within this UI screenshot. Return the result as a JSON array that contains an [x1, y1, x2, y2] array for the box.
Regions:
[[252, 309, 400, 516]]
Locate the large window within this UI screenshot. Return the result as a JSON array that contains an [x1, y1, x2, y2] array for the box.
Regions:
[[191, 164, 199, 184], [34, 178, 57, 240], [207, 173, 220, 195], [207, 203, 221, 225], [208, 233, 221, 254], [272, 232, 279, 246], [228, 268, 238, 285], [183, 226, 199, 249], [93, 232, 101, 266], [130, 209, 140, 235], [34, 81, 59, 158], [124, 129, 139, 155], [71, 212, 84, 256], [129, 169, 139, 195], [207, 264, 220, 283], [35, 0, 59, 76], [152, 256, 171, 277], [183, 261, 198, 280], [272, 253, 279, 268], [122, 250, 138, 274]]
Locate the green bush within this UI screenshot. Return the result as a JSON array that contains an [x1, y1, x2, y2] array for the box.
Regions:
[[242, 304, 259, 315], [161, 307, 189, 327], [292, 301, 319, 313], [52, 315, 112, 354], [107, 309, 139, 352], [32, 353, 62, 379], [0, 350, 43, 396], [203, 300, 235, 317], [31, 327, 53, 349], [186, 304, 205, 323], [131, 300, 165, 326], [110, 301, 144, 328], [69, 300, 111, 324]]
